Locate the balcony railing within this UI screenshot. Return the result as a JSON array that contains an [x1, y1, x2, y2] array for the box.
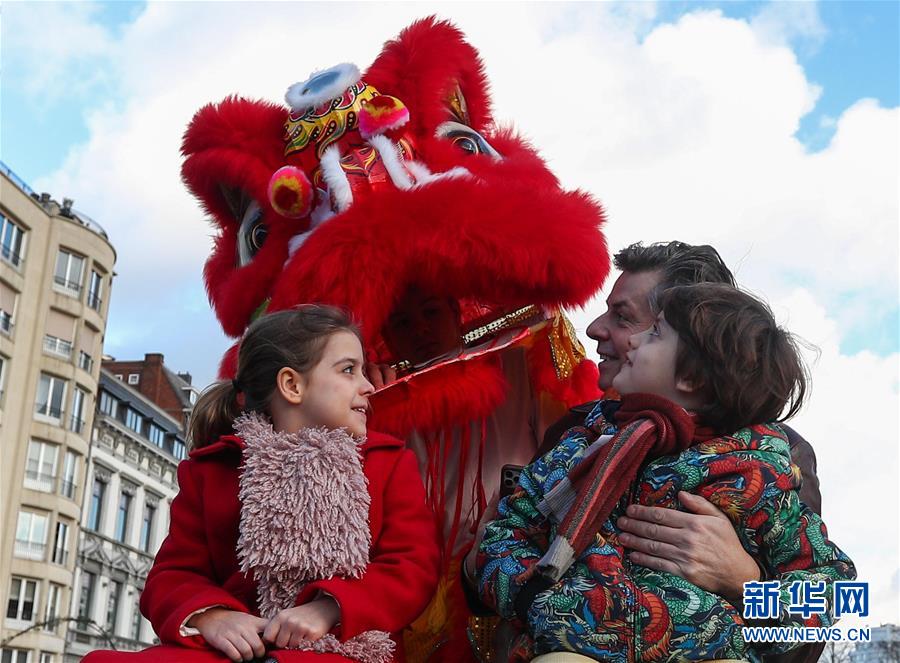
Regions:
[[60, 477, 78, 500], [35, 402, 64, 422], [1, 244, 23, 269], [52, 547, 70, 566], [79, 351, 94, 372], [14, 539, 46, 560], [24, 469, 56, 493], [44, 335, 73, 359], [70, 414, 85, 434], [53, 276, 82, 298], [87, 292, 102, 311]]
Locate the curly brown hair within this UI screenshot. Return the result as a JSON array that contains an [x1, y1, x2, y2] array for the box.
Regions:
[[658, 283, 809, 434]]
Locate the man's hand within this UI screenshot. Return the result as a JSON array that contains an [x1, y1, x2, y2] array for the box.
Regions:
[[188, 608, 267, 662], [616, 491, 760, 602], [366, 362, 397, 389], [263, 597, 341, 649]]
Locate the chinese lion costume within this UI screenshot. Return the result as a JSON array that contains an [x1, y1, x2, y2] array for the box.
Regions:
[[182, 17, 610, 663]]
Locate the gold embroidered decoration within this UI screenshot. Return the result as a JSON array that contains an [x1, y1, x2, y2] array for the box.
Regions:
[[466, 614, 501, 663], [548, 312, 588, 381], [461, 305, 543, 346]]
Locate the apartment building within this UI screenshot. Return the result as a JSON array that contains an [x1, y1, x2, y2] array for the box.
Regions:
[[1, 163, 116, 663]]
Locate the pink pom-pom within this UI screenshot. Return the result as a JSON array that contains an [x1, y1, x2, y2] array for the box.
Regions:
[[359, 95, 410, 138], [268, 166, 313, 218]]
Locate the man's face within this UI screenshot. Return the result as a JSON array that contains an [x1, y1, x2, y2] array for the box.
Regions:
[[382, 287, 463, 365], [586, 270, 661, 391]]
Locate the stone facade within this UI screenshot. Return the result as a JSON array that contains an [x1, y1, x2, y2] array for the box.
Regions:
[[1, 163, 116, 663]]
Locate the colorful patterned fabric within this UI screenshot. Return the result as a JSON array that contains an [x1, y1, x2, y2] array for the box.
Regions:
[[476, 401, 856, 662]]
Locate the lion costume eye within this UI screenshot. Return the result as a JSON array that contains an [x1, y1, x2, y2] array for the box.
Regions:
[[435, 121, 501, 159], [237, 200, 266, 266]]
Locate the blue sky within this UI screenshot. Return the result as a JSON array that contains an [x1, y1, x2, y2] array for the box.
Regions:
[[3, 1, 898, 183], [656, 1, 900, 151], [3, 1, 897, 361], [1, 0, 898, 362]]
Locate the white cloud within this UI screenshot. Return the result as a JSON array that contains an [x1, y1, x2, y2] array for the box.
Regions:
[[749, 0, 828, 53], [3, 2, 116, 103], [15, 0, 898, 623]]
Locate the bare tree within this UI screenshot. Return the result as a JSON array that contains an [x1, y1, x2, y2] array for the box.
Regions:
[[0, 616, 117, 650], [878, 636, 900, 663], [819, 641, 854, 663]]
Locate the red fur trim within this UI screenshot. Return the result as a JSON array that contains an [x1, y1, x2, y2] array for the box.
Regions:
[[183, 98, 305, 336], [368, 356, 506, 437], [365, 17, 492, 135], [181, 96, 286, 229], [268, 177, 608, 345], [218, 341, 240, 379], [187, 20, 612, 436]]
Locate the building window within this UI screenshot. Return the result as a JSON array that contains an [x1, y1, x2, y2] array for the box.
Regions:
[[6, 576, 38, 621], [42, 335, 73, 360], [130, 598, 142, 641], [53, 249, 84, 298], [70, 386, 87, 434], [140, 503, 156, 553], [35, 373, 67, 422], [105, 580, 122, 633], [98, 390, 118, 418], [87, 476, 106, 531], [173, 438, 186, 460], [0, 213, 26, 269], [125, 407, 143, 434], [0, 354, 6, 405], [25, 440, 58, 492], [0, 281, 15, 337], [115, 491, 133, 543], [87, 270, 103, 311], [77, 571, 95, 620], [78, 350, 94, 372], [14, 511, 48, 561], [52, 520, 70, 565], [1, 649, 31, 663], [44, 583, 63, 632], [148, 424, 165, 447], [40, 653, 55, 663], [127, 373, 140, 385], [61, 450, 79, 499]]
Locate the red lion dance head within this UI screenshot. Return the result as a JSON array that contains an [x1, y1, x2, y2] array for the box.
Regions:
[[182, 18, 610, 438]]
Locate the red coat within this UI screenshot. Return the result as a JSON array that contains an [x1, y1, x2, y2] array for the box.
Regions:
[[83, 430, 440, 663]]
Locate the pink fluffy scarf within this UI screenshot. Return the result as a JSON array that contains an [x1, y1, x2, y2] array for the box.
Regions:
[[234, 412, 395, 663]]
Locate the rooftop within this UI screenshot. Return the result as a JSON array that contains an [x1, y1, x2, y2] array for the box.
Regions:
[[1, 159, 111, 241]]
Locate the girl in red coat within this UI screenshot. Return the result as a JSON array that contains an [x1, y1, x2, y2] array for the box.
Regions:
[[84, 306, 440, 663]]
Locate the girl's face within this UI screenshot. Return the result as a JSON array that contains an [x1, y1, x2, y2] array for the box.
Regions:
[[295, 331, 375, 437], [612, 313, 696, 409]]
